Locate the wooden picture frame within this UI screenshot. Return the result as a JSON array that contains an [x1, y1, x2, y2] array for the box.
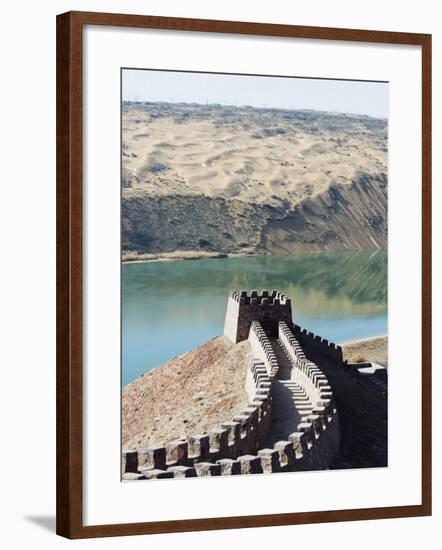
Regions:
[[56, 10, 432, 539]]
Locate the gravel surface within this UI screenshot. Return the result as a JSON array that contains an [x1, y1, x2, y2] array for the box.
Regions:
[[122, 336, 251, 449], [342, 335, 388, 366]]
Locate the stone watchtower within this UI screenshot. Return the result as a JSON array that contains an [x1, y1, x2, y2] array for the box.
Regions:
[[223, 290, 293, 344]]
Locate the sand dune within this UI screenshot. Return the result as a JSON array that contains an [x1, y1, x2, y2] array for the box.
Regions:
[[123, 103, 386, 206], [122, 102, 387, 257]]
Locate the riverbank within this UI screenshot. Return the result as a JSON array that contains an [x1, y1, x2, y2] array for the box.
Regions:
[[122, 248, 387, 264], [122, 249, 259, 264], [341, 335, 388, 366]]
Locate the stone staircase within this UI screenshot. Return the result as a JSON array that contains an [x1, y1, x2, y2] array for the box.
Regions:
[[123, 322, 343, 479], [273, 339, 315, 421], [262, 339, 315, 447], [281, 381, 314, 422]]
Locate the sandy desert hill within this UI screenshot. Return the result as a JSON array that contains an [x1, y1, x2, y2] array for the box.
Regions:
[[122, 102, 387, 259]]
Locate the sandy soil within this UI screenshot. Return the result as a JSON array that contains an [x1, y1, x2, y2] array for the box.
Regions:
[[341, 335, 388, 366], [122, 103, 387, 208], [122, 103, 387, 256], [122, 336, 252, 449]]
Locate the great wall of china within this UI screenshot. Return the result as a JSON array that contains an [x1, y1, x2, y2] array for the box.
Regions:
[[122, 290, 388, 480]]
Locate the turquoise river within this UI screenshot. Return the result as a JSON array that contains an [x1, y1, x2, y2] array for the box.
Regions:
[[122, 250, 387, 386]]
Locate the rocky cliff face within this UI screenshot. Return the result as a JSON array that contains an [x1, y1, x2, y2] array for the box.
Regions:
[[122, 174, 387, 255], [261, 174, 387, 252], [122, 103, 387, 257]]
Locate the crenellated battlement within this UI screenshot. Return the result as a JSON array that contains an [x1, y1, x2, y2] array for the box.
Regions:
[[122, 289, 386, 481], [292, 323, 344, 363], [224, 289, 293, 343], [248, 321, 279, 378], [228, 289, 292, 306], [122, 332, 274, 479]]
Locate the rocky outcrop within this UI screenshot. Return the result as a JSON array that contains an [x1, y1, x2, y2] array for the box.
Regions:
[[122, 193, 266, 255], [122, 174, 387, 256], [260, 174, 387, 252]]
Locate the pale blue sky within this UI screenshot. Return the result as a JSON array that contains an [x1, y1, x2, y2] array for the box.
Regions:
[[122, 68, 388, 119]]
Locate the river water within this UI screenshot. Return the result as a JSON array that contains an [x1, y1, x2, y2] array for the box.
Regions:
[[122, 251, 387, 386]]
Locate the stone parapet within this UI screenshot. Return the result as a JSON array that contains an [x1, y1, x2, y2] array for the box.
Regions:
[[278, 321, 340, 469], [228, 289, 291, 306], [248, 321, 279, 378], [122, 349, 273, 479], [121, 290, 376, 480], [279, 322, 334, 410], [123, 417, 341, 478], [292, 323, 344, 363]]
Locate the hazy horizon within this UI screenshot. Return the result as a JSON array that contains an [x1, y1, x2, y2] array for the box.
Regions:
[[122, 98, 387, 120], [122, 68, 389, 119]]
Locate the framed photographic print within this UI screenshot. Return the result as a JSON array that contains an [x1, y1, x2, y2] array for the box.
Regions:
[[56, 11, 432, 538]]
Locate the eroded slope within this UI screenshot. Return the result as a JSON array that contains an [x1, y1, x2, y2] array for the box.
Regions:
[[122, 103, 387, 257]]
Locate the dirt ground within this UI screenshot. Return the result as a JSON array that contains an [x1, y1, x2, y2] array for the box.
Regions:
[[122, 336, 251, 449], [342, 335, 388, 366]]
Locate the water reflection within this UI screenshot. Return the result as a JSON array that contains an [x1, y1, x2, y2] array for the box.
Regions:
[[122, 251, 387, 385]]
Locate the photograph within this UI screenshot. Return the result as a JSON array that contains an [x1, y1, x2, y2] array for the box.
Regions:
[[120, 68, 389, 480]]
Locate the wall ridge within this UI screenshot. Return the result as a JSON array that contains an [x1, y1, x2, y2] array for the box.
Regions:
[[121, 289, 379, 479]]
